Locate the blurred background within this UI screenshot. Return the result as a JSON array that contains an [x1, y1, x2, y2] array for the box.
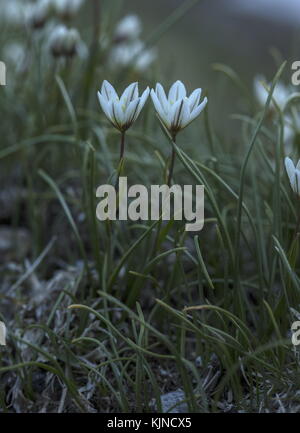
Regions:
[[127, 0, 300, 80], [2, 0, 300, 138], [123, 0, 300, 135]]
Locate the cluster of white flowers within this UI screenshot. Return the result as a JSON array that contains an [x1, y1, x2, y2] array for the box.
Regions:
[[1, 0, 86, 63], [1, 0, 85, 29], [97, 80, 207, 137], [109, 14, 156, 73]]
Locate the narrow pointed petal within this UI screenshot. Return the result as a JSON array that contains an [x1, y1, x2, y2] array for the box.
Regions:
[[125, 98, 140, 125], [180, 100, 193, 128], [168, 80, 186, 102], [155, 83, 168, 113], [296, 170, 300, 195], [134, 87, 150, 120], [111, 101, 124, 129], [101, 80, 118, 101], [188, 97, 208, 123], [285, 157, 296, 190], [169, 98, 183, 129], [188, 88, 201, 111], [97, 91, 113, 122], [120, 82, 138, 107], [151, 89, 167, 125]]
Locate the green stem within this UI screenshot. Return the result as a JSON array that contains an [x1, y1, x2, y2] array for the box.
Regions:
[[116, 131, 126, 191], [167, 139, 176, 186], [119, 131, 126, 163]]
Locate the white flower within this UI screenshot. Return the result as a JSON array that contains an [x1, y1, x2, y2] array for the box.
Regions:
[[285, 157, 300, 195], [1, 0, 29, 26], [26, 0, 52, 29], [109, 40, 156, 72], [254, 75, 290, 111], [151, 80, 208, 138], [114, 14, 142, 42], [53, 0, 84, 19], [0, 321, 6, 346], [2, 42, 26, 71], [97, 81, 150, 132], [49, 25, 82, 57], [283, 112, 300, 144]]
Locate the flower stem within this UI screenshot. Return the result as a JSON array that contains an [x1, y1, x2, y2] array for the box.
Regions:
[[119, 131, 126, 163], [167, 139, 176, 186], [116, 131, 126, 190]]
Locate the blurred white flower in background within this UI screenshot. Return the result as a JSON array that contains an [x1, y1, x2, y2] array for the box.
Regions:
[[1, 0, 29, 26], [285, 157, 300, 195], [151, 80, 208, 138], [97, 80, 150, 132], [253, 76, 300, 147], [0, 321, 6, 346], [53, 0, 84, 20], [25, 0, 53, 29], [48, 24, 86, 58], [254, 75, 290, 112], [109, 40, 156, 72], [114, 14, 142, 42], [2, 42, 26, 72], [110, 14, 156, 73], [284, 113, 300, 142]]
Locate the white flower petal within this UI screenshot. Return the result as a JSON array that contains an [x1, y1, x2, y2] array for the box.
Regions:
[[120, 82, 138, 108], [295, 169, 300, 195], [168, 80, 186, 103], [111, 101, 124, 129], [155, 83, 169, 113], [151, 89, 168, 125], [285, 157, 296, 190], [169, 99, 183, 128], [101, 80, 118, 101], [188, 97, 208, 124], [188, 88, 201, 112], [125, 98, 140, 125], [97, 91, 113, 122], [134, 87, 149, 121], [180, 100, 193, 129]]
